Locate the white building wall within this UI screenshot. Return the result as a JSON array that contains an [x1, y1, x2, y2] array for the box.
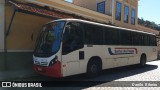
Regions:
[[0, 0, 5, 51]]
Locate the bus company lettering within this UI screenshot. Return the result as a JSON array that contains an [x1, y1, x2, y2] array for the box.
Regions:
[[108, 48, 138, 55], [115, 49, 134, 54]]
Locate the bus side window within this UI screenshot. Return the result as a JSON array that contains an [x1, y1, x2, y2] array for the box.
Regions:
[[62, 22, 84, 55], [144, 35, 149, 46], [150, 35, 157, 46], [132, 32, 141, 46], [104, 28, 119, 45], [84, 24, 104, 45]]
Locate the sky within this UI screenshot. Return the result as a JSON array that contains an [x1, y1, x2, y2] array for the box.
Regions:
[[65, 0, 72, 3], [66, 0, 160, 24], [139, 0, 160, 24]]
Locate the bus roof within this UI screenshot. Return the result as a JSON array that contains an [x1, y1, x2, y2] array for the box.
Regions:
[[49, 19, 156, 36]]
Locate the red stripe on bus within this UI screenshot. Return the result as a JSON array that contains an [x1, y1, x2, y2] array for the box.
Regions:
[[33, 61, 62, 78]]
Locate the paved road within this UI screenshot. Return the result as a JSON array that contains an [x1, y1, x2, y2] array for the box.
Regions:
[[2, 60, 160, 90]]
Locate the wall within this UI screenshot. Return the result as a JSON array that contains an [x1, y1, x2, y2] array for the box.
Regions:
[[73, 0, 96, 11], [114, 0, 138, 29], [73, 0, 138, 30], [3, 5, 52, 71], [26, 0, 112, 24], [5, 6, 52, 51]]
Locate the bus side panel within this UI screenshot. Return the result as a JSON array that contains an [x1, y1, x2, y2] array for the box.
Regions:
[[127, 46, 157, 65], [61, 48, 85, 77], [61, 55, 80, 77], [105, 46, 138, 68], [61, 45, 157, 77], [82, 45, 116, 71], [79, 45, 110, 73], [146, 46, 157, 62]]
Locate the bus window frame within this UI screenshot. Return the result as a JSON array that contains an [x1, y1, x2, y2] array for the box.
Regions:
[[62, 22, 85, 55]]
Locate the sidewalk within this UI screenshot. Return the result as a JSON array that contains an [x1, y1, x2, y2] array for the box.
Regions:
[[0, 70, 36, 81]]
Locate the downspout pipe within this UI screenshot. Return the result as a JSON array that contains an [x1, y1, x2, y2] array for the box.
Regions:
[[4, 6, 17, 70], [6, 8, 17, 36]]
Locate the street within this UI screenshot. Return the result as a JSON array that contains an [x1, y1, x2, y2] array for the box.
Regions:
[[6, 60, 160, 90], [1, 60, 160, 90]]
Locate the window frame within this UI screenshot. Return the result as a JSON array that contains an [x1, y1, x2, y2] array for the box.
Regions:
[[124, 5, 129, 23], [115, 1, 122, 21], [119, 30, 133, 45], [62, 22, 84, 55], [104, 27, 120, 45], [84, 23, 104, 45], [97, 1, 106, 14], [131, 8, 136, 25]]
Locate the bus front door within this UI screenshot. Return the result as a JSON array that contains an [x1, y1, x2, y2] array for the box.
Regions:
[[61, 22, 84, 77]]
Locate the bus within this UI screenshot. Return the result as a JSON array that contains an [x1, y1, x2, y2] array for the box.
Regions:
[[33, 19, 157, 78]]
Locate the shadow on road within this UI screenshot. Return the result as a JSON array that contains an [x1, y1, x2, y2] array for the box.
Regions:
[[34, 65, 159, 81], [96, 64, 158, 81], [50, 64, 158, 81], [13, 64, 158, 89]]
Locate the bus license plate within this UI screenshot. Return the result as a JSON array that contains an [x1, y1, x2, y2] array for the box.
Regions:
[[37, 67, 42, 71]]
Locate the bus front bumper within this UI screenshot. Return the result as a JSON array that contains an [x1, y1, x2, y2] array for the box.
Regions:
[[33, 61, 62, 78]]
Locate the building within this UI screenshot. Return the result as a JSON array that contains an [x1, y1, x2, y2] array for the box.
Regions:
[[72, 0, 160, 34], [73, 0, 138, 29]]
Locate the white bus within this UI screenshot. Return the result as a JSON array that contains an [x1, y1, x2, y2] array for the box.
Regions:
[[33, 19, 157, 78]]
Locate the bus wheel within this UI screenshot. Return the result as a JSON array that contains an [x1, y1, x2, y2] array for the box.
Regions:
[[87, 59, 102, 78], [140, 54, 146, 67]]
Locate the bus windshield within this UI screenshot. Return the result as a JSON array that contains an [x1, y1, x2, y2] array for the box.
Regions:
[[34, 21, 65, 57]]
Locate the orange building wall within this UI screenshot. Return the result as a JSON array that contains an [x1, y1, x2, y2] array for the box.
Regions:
[[5, 6, 52, 50]]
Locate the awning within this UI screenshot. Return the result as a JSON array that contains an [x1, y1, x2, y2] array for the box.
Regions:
[[6, 0, 89, 36], [9, 1, 74, 19]]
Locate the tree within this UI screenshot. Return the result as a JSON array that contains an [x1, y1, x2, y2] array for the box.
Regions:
[[138, 18, 160, 31]]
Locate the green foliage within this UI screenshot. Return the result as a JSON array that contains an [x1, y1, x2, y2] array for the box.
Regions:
[[138, 18, 160, 31]]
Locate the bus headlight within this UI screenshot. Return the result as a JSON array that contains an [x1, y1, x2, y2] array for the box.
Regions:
[[49, 56, 58, 66]]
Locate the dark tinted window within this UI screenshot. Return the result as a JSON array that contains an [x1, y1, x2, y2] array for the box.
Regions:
[[142, 34, 149, 46], [104, 28, 119, 45], [115, 1, 122, 21], [84, 24, 104, 45], [129, 32, 156, 46], [132, 32, 142, 46], [124, 5, 129, 23], [97, 1, 105, 14], [149, 35, 157, 46], [131, 9, 136, 25], [120, 30, 132, 45], [63, 22, 157, 47], [62, 22, 84, 55]]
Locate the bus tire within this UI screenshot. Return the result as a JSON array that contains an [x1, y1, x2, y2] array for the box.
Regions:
[[87, 58, 102, 78], [139, 54, 146, 67]]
